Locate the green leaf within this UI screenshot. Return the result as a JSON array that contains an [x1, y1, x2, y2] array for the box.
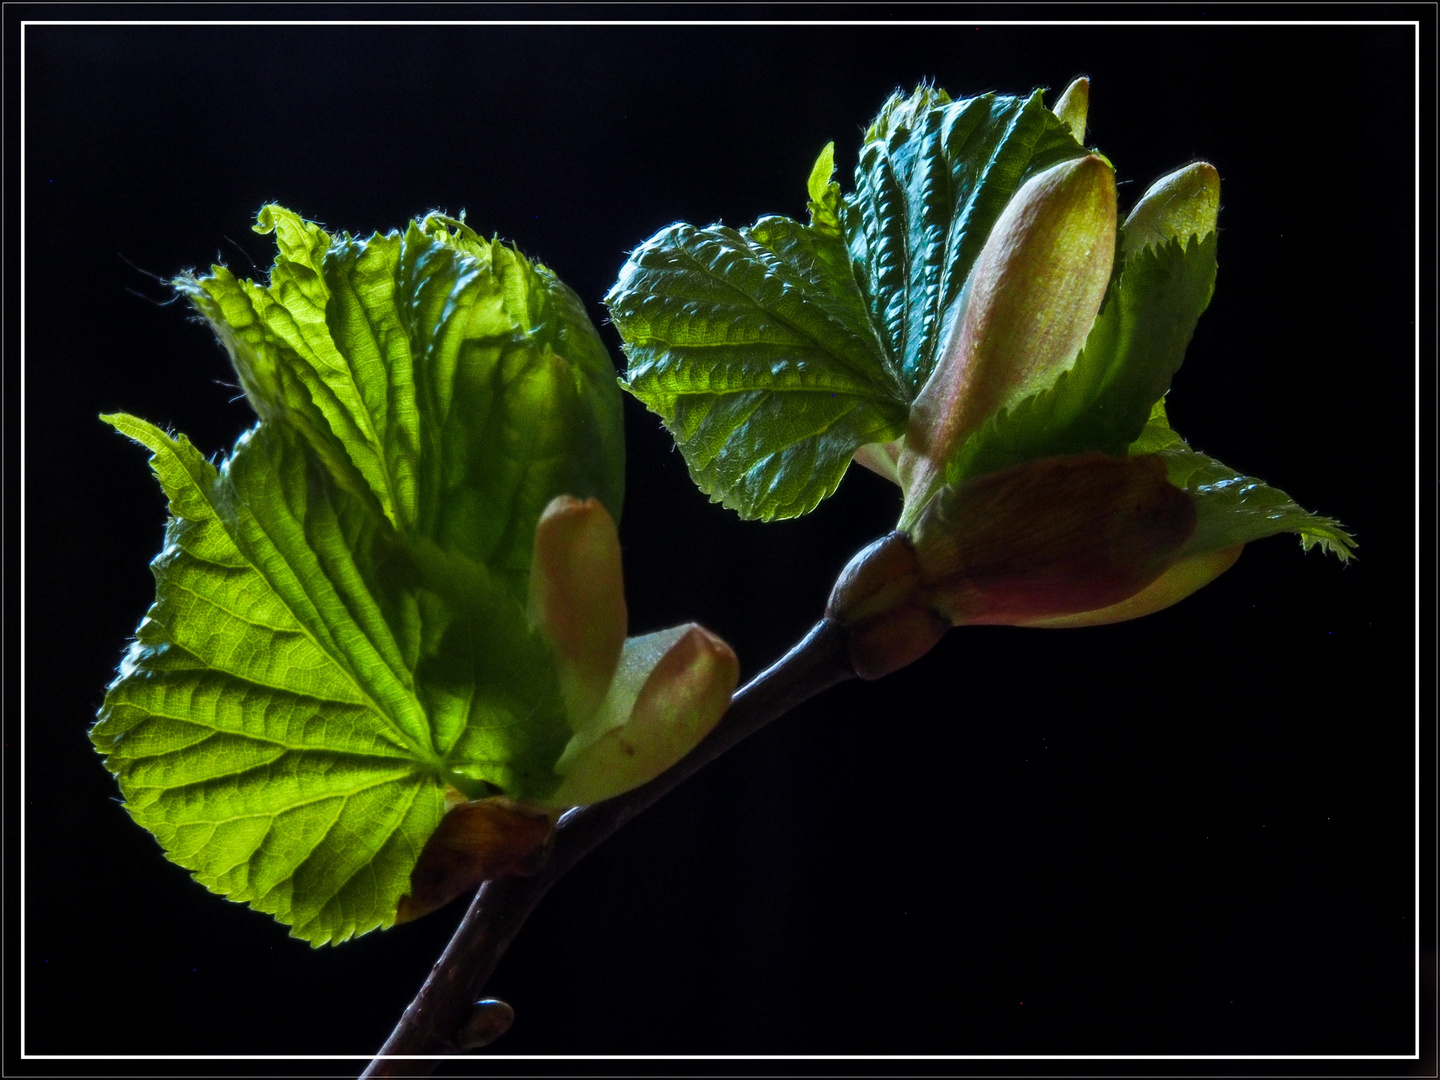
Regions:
[[94, 414, 571, 944], [844, 86, 1087, 399], [96, 206, 624, 944], [942, 231, 1218, 485], [609, 84, 1091, 521], [1129, 400, 1356, 560], [608, 216, 906, 521], [177, 205, 624, 594]]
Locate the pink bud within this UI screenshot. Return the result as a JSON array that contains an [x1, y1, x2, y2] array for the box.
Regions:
[[548, 624, 740, 808], [527, 495, 628, 724], [899, 155, 1117, 513]]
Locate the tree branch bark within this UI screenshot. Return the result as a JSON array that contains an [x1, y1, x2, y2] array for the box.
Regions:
[[359, 617, 855, 1077]]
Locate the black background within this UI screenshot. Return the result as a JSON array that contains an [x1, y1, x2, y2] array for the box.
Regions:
[[13, 10, 1429, 1074]]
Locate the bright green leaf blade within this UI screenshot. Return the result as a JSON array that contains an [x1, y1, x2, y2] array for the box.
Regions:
[[93, 415, 442, 944], [401, 535, 570, 801], [1130, 400, 1356, 560], [98, 206, 613, 945], [177, 207, 625, 597], [943, 232, 1218, 485], [94, 414, 571, 943], [844, 86, 1087, 398], [609, 216, 906, 520], [402, 216, 625, 588]]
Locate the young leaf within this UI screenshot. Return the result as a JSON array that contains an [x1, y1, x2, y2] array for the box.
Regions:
[[94, 416, 447, 945], [95, 207, 626, 944], [806, 140, 843, 237], [178, 206, 624, 594], [608, 216, 906, 521], [1129, 400, 1356, 559]]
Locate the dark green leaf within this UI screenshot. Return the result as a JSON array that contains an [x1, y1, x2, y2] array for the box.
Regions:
[[609, 216, 905, 520], [609, 84, 1089, 521], [844, 86, 1087, 399]]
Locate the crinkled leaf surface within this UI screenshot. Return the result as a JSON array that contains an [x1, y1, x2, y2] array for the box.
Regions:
[[938, 232, 1218, 492], [608, 85, 1087, 521], [1129, 400, 1356, 559], [844, 86, 1087, 399], [177, 206, 624, 592], [94, 208, 624, 944], [608, 214, 905, 521]]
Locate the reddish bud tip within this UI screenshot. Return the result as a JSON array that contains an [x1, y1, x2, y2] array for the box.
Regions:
[[548, 623, 739, 808], [913, 453, 1196, 626], [397, 797, 554, 925]]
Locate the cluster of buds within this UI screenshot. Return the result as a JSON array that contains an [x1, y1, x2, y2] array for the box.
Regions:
[[401, 495, 739, 921], [835, 80, 1232, 679]]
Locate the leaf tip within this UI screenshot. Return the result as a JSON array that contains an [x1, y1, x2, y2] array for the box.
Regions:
[[1052, 76, 1090, 143], [1301, 528, 1358, 562]]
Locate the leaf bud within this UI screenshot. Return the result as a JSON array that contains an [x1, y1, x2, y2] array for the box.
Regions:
[[456, 1000, 516, 1050], [899, 155, 1117, 510], [527, 495, 628, 725], [1019, 543, 1243, 628], [548, 623, 740, 808], [1052, 76, 1090, 142], [825, 532, 947, 679], [396, 795, 554, 925]]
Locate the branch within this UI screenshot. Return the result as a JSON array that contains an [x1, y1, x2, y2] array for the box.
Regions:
[[359, 617, 855, 1077]]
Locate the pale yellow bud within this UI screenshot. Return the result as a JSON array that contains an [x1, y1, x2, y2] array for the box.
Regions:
[[1052, 77, 1090, 143], [527, 495, 627, 725], [1017, 543, 1243, 628], [1121, 162, 1220, 259], [912, 453, 1195, 626]]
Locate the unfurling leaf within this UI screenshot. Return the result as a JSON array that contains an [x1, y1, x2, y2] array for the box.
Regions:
[[96, 207, 735, 945], [549, 624, 740, 809], [608, 85, 1087, 521]]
